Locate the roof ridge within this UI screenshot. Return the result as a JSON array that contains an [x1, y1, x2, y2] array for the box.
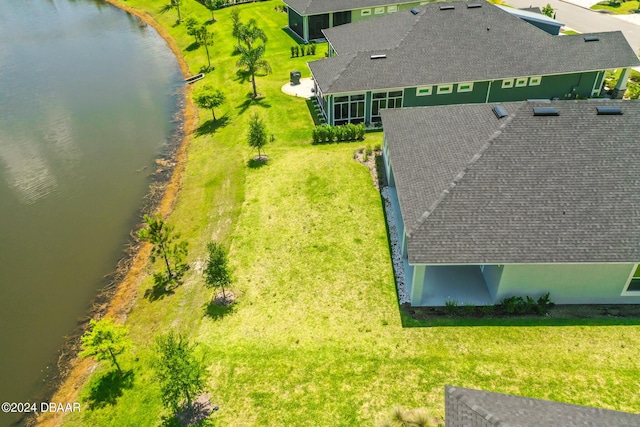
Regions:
[[405, 105, 521, 238], [449, 387, 505, 427]]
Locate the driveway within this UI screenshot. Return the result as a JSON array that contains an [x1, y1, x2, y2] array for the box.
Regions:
[[506, 0, 640, 52]]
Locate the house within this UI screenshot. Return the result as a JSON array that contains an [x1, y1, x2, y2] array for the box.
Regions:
[[445, 386, 640, 426], [308, 1, 639, 126], [381, 100, 640, 306]]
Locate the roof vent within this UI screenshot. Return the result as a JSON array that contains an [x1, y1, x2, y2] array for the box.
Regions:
[[467, 3, 482, 8], [410, 7, 420, 14], [439, 4, 455, 10], [492, 105, 508, 119], [584, 36, 600, 42], [370, 54, 387, 59], [596, 106, 623, 115], [533, 107, 559, 116]]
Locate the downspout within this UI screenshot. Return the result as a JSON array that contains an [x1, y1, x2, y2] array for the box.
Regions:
[[485, 80, 493, 103]]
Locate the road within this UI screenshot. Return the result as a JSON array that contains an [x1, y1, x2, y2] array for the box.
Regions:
[[506, 0, 640, 52]]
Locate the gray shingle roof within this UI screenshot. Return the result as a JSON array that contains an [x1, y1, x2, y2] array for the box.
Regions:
[[285, 0, 416, 15], [309, 1, 639, 94], [381, 100, 640, 264], [445, 385, 640, 427]]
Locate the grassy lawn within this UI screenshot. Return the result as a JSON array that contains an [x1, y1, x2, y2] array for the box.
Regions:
[[591, 0, 640, 14], [62, 1, 640, 426]]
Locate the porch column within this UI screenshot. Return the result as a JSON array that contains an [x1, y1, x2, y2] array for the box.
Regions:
[[410, 265, 426, 306], [613, 68, 631, 99], [303, 16, 309, 42], [402, 232, 408, 259], [329, 12, 333, 28]]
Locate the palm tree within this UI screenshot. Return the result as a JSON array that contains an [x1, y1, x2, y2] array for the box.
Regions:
[[236, 44, 272, 98], [237, 19, 267, 49], [159, 0, 182, 24]]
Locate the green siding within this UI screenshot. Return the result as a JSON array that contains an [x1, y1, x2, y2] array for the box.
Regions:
[[488, 72, 599, 102], [351, 1, 421, 23], [403, 82, 489, 107], [497, 263, 640, 304]]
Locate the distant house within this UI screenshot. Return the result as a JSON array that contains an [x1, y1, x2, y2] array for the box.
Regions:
[[381, 100, 640, 307], [308, 1, 639, 126], [445, 386, 640, 426]]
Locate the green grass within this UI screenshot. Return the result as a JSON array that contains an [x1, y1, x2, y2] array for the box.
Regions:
[[63, 2, 640, 426], [561, 30, 580, 35], [591, 0, 640, 14]]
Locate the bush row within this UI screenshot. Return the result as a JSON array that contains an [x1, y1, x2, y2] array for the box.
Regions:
[[291, 44, 317, 57], [442, 292, 554, 317], [312, 123, 365, 144]]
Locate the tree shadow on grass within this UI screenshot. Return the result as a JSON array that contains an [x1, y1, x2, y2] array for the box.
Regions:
[[199, 65, 215, 74], [84, 369, 135, 410], [195, 115, 230, 137], [247, 157, 268, 169], [204, 300, 236, 320], [185, 42, 200, 52], [144, 273, 177, 301], [236, 97, 271, 115]]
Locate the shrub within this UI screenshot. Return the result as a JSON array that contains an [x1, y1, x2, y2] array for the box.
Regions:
[[500, 293, 553, 315], [536, 292, 554, 314], [316, 125, 327, 143], [294, 46, 299, 57], [356, 123, 366, 140], [290, 46, 295, 58], [481, 305, 494, 316], [365, 145, 373, 156], [325, 125, 335, 142], [462, 303, 476, 316], [311, 127, 321, 144], [310, 44, 316, 55], [334, 125, 346, 141], [300, 45, 305, 56], [307, 46, 312, 56], [444, 299, 458, 315]]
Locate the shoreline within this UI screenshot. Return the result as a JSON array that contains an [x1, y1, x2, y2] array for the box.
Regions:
[[35, 2, 198, 426]]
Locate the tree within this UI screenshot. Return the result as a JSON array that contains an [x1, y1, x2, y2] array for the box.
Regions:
[[79, 318, 130, 376], [542, 3, 554, 18], [137, 214, 189, 282], [237, 19, 267, 49], [193, 86, 226, 121], [198, 24, 214, 70], [231, 9, 242, 46], [204, 241, 232, 302], [247, 113, 268, 158], [236, 44, 272, 98], [159, 0, 182, 24], [185, 17, 202, 44], [204, 0, 225, 22], [152, 332, 206, 413]]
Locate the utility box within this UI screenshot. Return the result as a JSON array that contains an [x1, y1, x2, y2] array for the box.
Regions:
[[290, 70, 301, 85]]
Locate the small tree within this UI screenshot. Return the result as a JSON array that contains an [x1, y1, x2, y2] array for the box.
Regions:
[[247, 113, 268, 158], [236, 44, 272, 98], [159, 0, 182, 24], [204, 0, 224, 21], [198, 24, 214, 70], [204, 241, 232, 302], [193, 86, 226, 121], [137, 214, 189, 282], [542, 3, 554, 18], [185, 17, 202, 44], [237, 19, 267, 49], [231, 9, 242, 46], [80, 319, 130, 376], [152, 332, 206, 414]]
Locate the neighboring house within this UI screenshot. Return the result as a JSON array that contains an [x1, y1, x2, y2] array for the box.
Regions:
[[445, 386, 640, 426], [308, 1, 639, 126], [381, 100, 640, 307]]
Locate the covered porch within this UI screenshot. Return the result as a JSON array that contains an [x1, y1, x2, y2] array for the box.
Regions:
[[408, 265, 494, 307]]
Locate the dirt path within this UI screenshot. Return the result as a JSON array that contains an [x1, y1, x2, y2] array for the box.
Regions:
[[35, 2, 198, 426]]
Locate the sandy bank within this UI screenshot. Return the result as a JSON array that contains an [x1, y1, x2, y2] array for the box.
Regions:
[[36, 2, 198, 426]]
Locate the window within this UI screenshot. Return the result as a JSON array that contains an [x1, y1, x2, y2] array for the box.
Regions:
[[371, 91, 403, 122], [515, 77, 528, 87], [387, 5, 398, 12], [416, 86, 432, 96], [374, 7, 384, 14], [333, 94, 365, 125], [361, 9, 371, 16], [529, 76, 542, 86], [437, 84, 453, 94], [625, 265, 640, 293], [501, 79, 514, 89], [457, 82, 473, 93]]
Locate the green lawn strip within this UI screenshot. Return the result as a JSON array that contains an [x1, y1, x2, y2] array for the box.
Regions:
[[591, 0, 640, 14], [63, 1, 640, 425]]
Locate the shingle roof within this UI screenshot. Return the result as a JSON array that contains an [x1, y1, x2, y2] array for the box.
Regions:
[[445, 386, 640, 426], [309, 1, 639, 94], [381, 100, 640, 264], [285, 0, 416, 15]]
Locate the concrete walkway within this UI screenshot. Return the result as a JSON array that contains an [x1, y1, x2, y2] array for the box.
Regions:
[[281, 77, 315, 99]]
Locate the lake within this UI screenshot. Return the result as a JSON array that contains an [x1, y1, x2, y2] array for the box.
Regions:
[[0, 0, 183, 424]]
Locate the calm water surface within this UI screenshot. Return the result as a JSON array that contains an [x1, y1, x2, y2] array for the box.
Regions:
[[0, 1, 183, 423]]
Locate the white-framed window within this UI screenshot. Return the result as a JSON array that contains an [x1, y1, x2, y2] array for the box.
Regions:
[[371, 90, 403, 122], [387, 5, 398, 12], [361, 8, 371, 16], [501, 79, 514, 89], [622, 264, 640, 295], [416, 86, 432, 96], [515, 77, 528, 87], [333, 94, 365, 125], [437, 84, 453, 94], [457, 82, 473, 93], [374, 7, 384, 14], [529, 76, 542, 86]]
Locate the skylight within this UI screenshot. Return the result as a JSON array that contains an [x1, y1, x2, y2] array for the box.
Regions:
[[439, 4, 455, 10], [596, 106, 623, 115], [492, 105, 507, 119], [533, 107, 559, 116], [467, 3, 482, 8], [410, 7, 420, 15], [370, 54, 387, 59], [584, 36, 600, 42]]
